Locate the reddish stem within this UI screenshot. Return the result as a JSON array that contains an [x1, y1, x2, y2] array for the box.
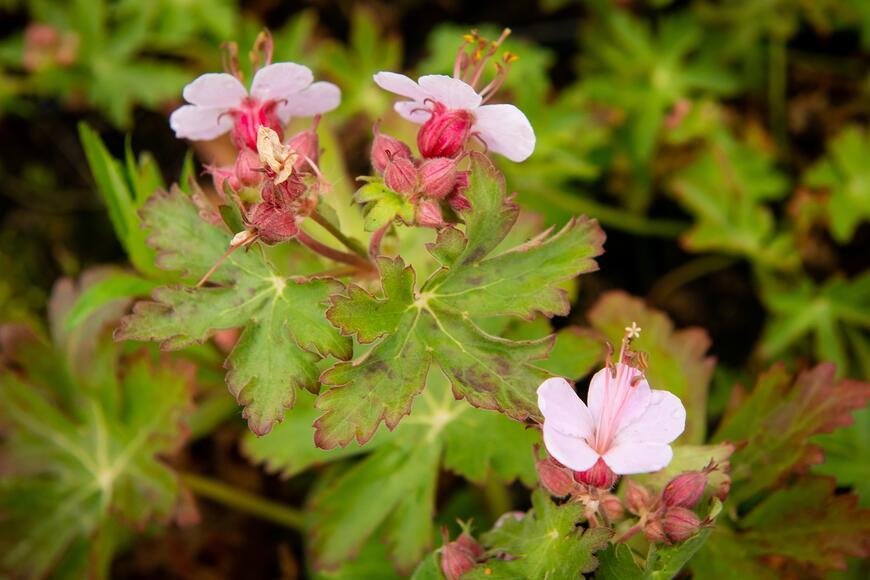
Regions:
[[297, 231, 371, 270], [369, 224, 388, 261]]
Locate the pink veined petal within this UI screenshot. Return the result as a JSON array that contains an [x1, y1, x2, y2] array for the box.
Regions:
[[603, 442, 674, 475], [182, 73, 247, 108], [394, 100, 432, 124], [250, 62, 313, 102], [586, 364, 651, 432], [373, 71, 427, 101], [537, 377, 594, 439], [543, 423, 599, 472], [418, 75, 482, 110], [613, 389, 686, 446], [473, 104, 536, 162], [169, 105, 233, 140], [275, 81, 342, 122]]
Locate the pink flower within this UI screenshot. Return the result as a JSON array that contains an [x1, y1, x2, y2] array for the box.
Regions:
[[536, 363, 685, 475], [169, 63, 340, 146]]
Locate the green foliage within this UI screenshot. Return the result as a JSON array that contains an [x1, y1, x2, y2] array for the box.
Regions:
[[0, 276, 192, 579], [315, 154, 604, 448], [355, 178, 416, 232]]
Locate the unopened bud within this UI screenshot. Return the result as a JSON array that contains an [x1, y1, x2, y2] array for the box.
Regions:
[[416, 199, 444, 228], [419, 157, 460, 199], [384, 156, 418, 194], [600, 494, 624, 521], [417, 102, 473, 159], [205, 164, 240, 194], [663, 507, 702, 543], [535, 454, 575, 497], [234, 148, 262, 188], [573, 458, 617, 490], [286, 127, 319, 171], [440, 533, 481, 580], [371, 122, 412, 173], [663, 470, 708, 509], [625, 480, 653, 516], [643, 518, 667, 544], [247, 202, 298, 245]]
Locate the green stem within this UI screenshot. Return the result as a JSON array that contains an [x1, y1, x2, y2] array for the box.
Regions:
[[649, 254, 738, 306], [186, 394, 240, 441], [769, 34, 788, 154], [180, 472, 305, 531], [310, 210, 369, 259], [481, 475, 512, 521]]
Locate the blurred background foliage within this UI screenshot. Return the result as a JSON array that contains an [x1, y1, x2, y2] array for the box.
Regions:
[[0, 0, 868, 578]]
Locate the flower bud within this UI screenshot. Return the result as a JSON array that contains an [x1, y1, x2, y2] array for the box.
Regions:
[[663, 507, 702, 543], [643, 518, 667, 544], [231, 97, 283, 151], [419, 157, 460, 199], [286, 127, 319, 171], [600, 494, 624, 521], [535, 455, 575, 497], [417, 102, 473, 159], [662, 470, 708, 509], [416, 199, 444, 228], [625, 480, 653, 516], [440, 533, 481, 580], [247, 203, 298, 245], [384, 156, 418, 194], [205, 164, 240, 195], [371, 122, 412, 174], [573, 458, 617, 490], [234, 148, 262, 188]]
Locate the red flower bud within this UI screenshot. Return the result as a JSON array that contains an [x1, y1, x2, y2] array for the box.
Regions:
[[535, 454, 575, 497], [600, 494, 624, 521], [419, 157, 460, 199], [625, 480, 653, 516], [663, 507, 702, 543], [286, 127, 319, 171], [234, 148, 262, 188], [371, 122, 412, 174], [417, 102, 473, 159], [573, 458, 617, 490], [663, 470, 708, 509], [441, 533, 481, 580], [247, 203, 298, 245], [204, 164, 240, 195], [416, 199, 444, 228], [384, 156, 418, 194], [231, 97, 283, 151], [643, 518, 667, 544]]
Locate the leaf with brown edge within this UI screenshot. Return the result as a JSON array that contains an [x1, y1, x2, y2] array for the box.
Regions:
[[587, 291, 715, 443], [714, 363, 870, 504], [115, 188, 351, 435]]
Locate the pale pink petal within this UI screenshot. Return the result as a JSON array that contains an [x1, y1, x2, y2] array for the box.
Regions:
[[394, 100, 432, 124], [418, 75, 481, 110], [182, 73, 246, 108], [373, 71, 427, 101], [275, 81, 341, 122], [537, 377, 594, 439], [586, 364, 651, 431], [473, 104, 535, 162], [543, 423, 599, 472], [613, 389, 686, 446], [250, 63, 313, 102], [603, 443, 673, 475], [169, 105, 233, 140]]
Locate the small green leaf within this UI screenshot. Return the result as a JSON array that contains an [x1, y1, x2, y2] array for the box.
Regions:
[[355, 180, 416, 232], [65, 271, 158, 331]]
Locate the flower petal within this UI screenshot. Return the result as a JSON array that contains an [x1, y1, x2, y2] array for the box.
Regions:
[[473, 104, 536, 162], [418, 75, 482, 110], [182, 73, 246, 108], [275, 81, 342, 122], [394, 100, 432, 124], [603, 443, 673, 475], [250, 63, 313, 102], [373, 71, 427, 101], [587, 364, 651, 431], [537, 377, 594, 439], [543, 423, 599, 472], [613, 389, 686, 446], [169, 104, 233, 140]]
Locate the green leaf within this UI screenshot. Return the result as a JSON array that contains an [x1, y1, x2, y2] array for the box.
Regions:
[[812, 406, 870, 506], [116, 188, 352, 435], [65, 271, 159, 331], [315, 154, 605, 448], [464, 490, 612, 579], [355, 180, 416, 232], [586, 291, 716, 443], [803, 125, 870, 242]]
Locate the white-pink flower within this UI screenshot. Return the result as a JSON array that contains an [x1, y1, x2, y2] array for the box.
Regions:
[[373, 72, 535, 162], [537, 364, 686, 475], [169, 63, 340, 144]]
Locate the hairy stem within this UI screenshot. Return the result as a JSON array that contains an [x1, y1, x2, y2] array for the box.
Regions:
[[180, 472, 305, 531], [309, 210, 368, 258], [368, 224, 389, 260], [297, 231, 371, 270]]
